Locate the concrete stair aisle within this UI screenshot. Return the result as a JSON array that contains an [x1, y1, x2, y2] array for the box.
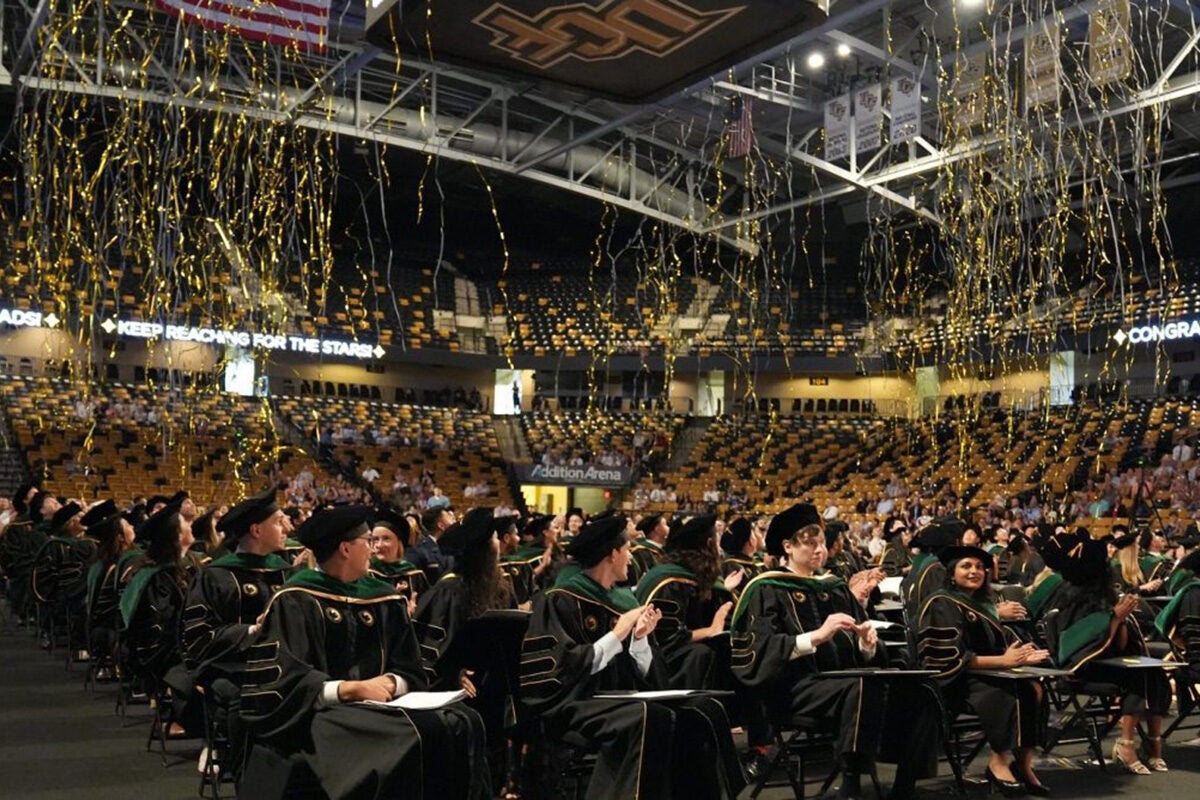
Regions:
[[0, 410, 31, 500], [664, 416, 713, 472], [492, 416, 530, 464]]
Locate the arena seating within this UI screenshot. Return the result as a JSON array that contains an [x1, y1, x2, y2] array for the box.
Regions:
[[273, 394, 514, 509], [0, 375, 320, 505], [520, 409, 687, 467]]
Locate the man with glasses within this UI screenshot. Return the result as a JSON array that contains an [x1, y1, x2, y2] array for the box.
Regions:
[[241, 505, 488, 799]]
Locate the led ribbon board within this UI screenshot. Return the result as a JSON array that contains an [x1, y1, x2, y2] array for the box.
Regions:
[[375, 0, 828, 103], [0, 307, 384, 361], [1114, 320, 1200, 345]]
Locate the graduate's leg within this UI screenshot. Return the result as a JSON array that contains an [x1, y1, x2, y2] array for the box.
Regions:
[[406, 704, 491, 800], [670, 697, 746, 800], [881, 681, 942, 798], [557, 699, 674, 800]]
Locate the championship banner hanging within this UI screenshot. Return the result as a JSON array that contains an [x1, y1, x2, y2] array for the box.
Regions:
[[854, 83, 882, 154], [950, 52, 988, 129], [1024, 21, 1060, 112], [1089, 0, 1132, 86], [824, 93, 851, 161], [888, 76, 921, 144], [370, 0, 828, 103]]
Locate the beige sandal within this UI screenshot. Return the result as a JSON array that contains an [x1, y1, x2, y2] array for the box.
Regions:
[[1113, 738, 1151, 775], [1143, 736, 1168, 772]]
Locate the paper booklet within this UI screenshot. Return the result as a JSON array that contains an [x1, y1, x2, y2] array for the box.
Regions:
[[357, 690, 468, 710]]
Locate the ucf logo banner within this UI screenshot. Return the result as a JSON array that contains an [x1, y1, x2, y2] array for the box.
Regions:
[[372, 0, 827, 103]]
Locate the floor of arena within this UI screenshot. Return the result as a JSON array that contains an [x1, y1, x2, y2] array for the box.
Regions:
[[1, 621, 1198, 800]]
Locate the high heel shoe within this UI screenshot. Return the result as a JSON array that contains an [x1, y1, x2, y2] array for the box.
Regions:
[[984, 767, 1026, 797], [1112, 738, 1151, 775], [1142, 735, 1168, 772], [1017, 769, 1050, 797]]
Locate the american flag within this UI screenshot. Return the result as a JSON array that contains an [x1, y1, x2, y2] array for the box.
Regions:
[[157, 0, 331, 52], [725, 96, 754, 158]]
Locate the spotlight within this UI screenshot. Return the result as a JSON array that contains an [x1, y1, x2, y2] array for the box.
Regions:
[[835, 43, 852, 58], [806, 51, 826, 70]]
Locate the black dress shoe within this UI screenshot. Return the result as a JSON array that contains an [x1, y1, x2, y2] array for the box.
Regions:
[[984, 767, 1025, 797], [1018, 773, 1050, 798]]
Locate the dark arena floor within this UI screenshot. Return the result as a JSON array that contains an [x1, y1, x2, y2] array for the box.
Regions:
[[1, 614, 1198, 800]]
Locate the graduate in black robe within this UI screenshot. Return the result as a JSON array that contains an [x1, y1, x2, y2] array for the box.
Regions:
[[1155, 549, 1200, 682], [119, 498, 202, 735], [917, 546, 1049, 795], [823, 520, 867, 582], [1040, 528, 1171, 774], [628, 513, 667, 586], [719, 517, 764, 589], [366, 506, 429, 603], [182, 488, 293, 683], [82, 500, 138, 675], [520, 515, 745, 800], [730, 503, 940, 800], [0, 485, 53, 622], [31, 501, 96, 654], [877, 516, 913, 577], [239, 505, 489, 800], [414, 508, 528, 795], [634, 514, 738, 689], [900, 519, 960, 625]]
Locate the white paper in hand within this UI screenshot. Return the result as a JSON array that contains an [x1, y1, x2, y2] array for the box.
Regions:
[[878, 577, 903, 598]]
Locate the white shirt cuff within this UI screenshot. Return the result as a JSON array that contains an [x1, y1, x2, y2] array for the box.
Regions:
[[591, 632, 623, 674], [317, 674, 406, 708], [629, 634, 654, 676], [859, 639, 877, 659], [791, 633, 815, 659], [319, 680, 343, 707]]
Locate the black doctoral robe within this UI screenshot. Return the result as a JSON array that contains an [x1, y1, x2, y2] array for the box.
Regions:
[[916, 590, 1041, 751], [634, 562, 733, 689], [900, 553, 945, 625], [369, 557, 430, 601], [31, 534, 97, 648], [1044, 583, 1171, 716], [0, 518, 48, 618], [721, 554, 764, 588], [499, 548, 542, 604], [239, 569, 489, 800], [85, 550, 139, 662], [181, 551, 292, 682], [520, 570, 744, 800], [413, 573, 525, 738], [627, 540, 664, 586], [1155, 571, 1200, 683], [730, 571, 940, 777], [879, 540, 911, 577]]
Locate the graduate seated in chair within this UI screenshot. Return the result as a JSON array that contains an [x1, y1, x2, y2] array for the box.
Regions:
[[730, 503, 940, 800], [83, 500, 138, 678], [519, 515, 745, 800], [181, 487, 294, 766], [916, 546, 1050, 796], [1155, 548, 1200, 684], [119, 498, 203, 736], [1041, 527, 1171, 775], [239, 505, 489, 800], [414, 507, 528, 797], [32, 500, 96, 658]]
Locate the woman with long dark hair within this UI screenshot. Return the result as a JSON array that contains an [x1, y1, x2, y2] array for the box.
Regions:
[[83, 500, 137, 678], [414, 507, 520, 796], [917, 546, 1049, 795], [119, 498, 202, 735], [635, 514, 738, 688], [1042, 528, 1172, 775]]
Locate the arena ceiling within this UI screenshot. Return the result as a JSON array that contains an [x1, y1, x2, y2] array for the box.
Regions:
[[4, 1, 1200, 261]]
